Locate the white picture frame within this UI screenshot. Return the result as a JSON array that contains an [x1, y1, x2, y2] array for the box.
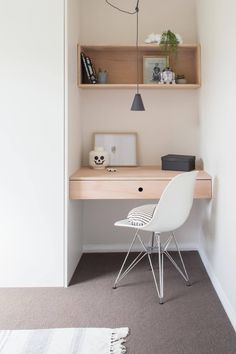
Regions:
[[93, 132, 137, 166], [143, 56, 169, 84]]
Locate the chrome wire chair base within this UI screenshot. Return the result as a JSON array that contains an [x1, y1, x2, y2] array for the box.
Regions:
[[112, 230, 191, 304]]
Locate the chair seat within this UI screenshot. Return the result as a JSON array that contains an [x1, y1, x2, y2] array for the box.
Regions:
[[115, 204, 157, 229], [115, 219, 140, 228]]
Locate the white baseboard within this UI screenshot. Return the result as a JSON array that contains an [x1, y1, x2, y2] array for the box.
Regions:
[[83, 243, 198, 253], [199, 248, 236, 332]]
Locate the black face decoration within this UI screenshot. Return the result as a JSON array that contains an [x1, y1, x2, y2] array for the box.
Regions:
[[94, 155, 105, 165]]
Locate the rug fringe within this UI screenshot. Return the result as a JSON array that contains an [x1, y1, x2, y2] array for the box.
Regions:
[[110, 327, 129, 354]]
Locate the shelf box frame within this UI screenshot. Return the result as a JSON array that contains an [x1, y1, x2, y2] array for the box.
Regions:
[[78, 44, 201, 89]]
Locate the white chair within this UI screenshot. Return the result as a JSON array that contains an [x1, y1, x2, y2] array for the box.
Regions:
[[112, 171, 198, 304]]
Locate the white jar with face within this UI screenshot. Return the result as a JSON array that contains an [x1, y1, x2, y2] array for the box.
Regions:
[[89, 147, 109, 169]]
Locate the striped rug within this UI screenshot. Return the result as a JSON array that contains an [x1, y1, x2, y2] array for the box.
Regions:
[[0, 327, 129, 354]]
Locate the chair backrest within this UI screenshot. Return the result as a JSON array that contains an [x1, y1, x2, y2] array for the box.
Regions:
[[144, 171, 198, 233]]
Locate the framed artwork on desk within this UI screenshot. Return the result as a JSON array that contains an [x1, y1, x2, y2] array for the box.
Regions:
[[93, 132, 137, 166]]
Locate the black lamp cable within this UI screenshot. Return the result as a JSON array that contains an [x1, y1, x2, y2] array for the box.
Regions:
[[136, 3, 139, 93], [105, 0, 138, 15], [106, 1, 144, 110], [105, 0, 140, 93]]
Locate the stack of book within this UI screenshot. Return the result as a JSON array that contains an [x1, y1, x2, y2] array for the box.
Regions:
[[81, 52, 97, 84]]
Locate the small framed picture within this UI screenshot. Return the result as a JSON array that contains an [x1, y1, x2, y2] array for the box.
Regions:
[[93, 132, 137, 166], [143, 56, 169, 84]]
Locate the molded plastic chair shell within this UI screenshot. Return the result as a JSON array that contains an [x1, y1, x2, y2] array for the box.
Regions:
[[115, 171, 198, 233], [113, 171, 198, 303]]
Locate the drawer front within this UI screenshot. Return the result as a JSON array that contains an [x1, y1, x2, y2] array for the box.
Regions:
[[70, 180, 212, 200]]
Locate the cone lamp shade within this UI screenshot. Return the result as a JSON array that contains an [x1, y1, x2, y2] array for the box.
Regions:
[[131, 93, 145, 111]]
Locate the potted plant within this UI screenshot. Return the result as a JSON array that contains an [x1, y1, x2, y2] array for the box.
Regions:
[[160, 30, 180, 55]]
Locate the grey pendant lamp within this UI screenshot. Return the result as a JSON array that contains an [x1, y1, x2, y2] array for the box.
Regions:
[[130, 1, 145, 111], [106, 0, 145, 111]]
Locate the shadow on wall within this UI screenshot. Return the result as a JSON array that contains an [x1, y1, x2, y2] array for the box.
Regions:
[[201, 176, 218, 257], [196, 158, 204, 170]]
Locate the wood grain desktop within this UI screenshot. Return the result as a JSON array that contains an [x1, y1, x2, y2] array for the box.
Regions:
[[69, 166, 212, 200]]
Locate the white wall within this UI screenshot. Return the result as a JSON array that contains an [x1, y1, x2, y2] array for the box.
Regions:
[[197, 0, 236, 330], [83, 200, 203, 252], [80, 0, 197, 44], [0, 0, 65, 286], [66, 0, 83, 284], [81, 90, 199, 166], [80, 0, 201, 251]]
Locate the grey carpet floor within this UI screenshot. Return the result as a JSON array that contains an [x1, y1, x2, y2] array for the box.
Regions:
[[0, 252, 235, 354]]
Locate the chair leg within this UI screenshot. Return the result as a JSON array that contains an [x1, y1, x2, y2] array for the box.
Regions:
[[113, 229, 146, 289], [148, 232, 155, 271], [151, 232, 155, 248], [147, 233, 164, 304], [147, 254, 161, 301], [164, 232, 191, 285], [157, 233, 164, 303], [172, 232, 191, 285], [113, 231, 165, 304]]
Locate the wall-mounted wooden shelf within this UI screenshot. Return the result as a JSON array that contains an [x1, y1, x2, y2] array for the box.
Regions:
[[78, 44, 201, 89], [79, 84, 200, 89]]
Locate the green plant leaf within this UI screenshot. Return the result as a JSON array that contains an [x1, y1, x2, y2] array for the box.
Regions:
[[160, 30, 179, 55]]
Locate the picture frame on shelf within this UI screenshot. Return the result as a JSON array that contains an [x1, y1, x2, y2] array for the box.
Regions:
[[143, 56, 169, 84], [93, 132, 137, 166]]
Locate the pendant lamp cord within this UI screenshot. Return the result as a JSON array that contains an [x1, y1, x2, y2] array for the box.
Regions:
[[106, 0, 140, 93], [136, 3, 139, 93], [105, 0, 138, 15]]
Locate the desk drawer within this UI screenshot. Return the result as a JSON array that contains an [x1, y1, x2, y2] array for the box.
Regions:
[[70, 180, 212, 200]]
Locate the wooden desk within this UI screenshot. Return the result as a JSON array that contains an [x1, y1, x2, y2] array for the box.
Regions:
[[69, 167, 212, 200]]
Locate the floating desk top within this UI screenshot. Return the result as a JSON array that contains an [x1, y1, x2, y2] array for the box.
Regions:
[[70, 166, 212, 200]]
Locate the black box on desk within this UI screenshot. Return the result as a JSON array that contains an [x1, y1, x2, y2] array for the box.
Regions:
[[161, 154, 196, 171]]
